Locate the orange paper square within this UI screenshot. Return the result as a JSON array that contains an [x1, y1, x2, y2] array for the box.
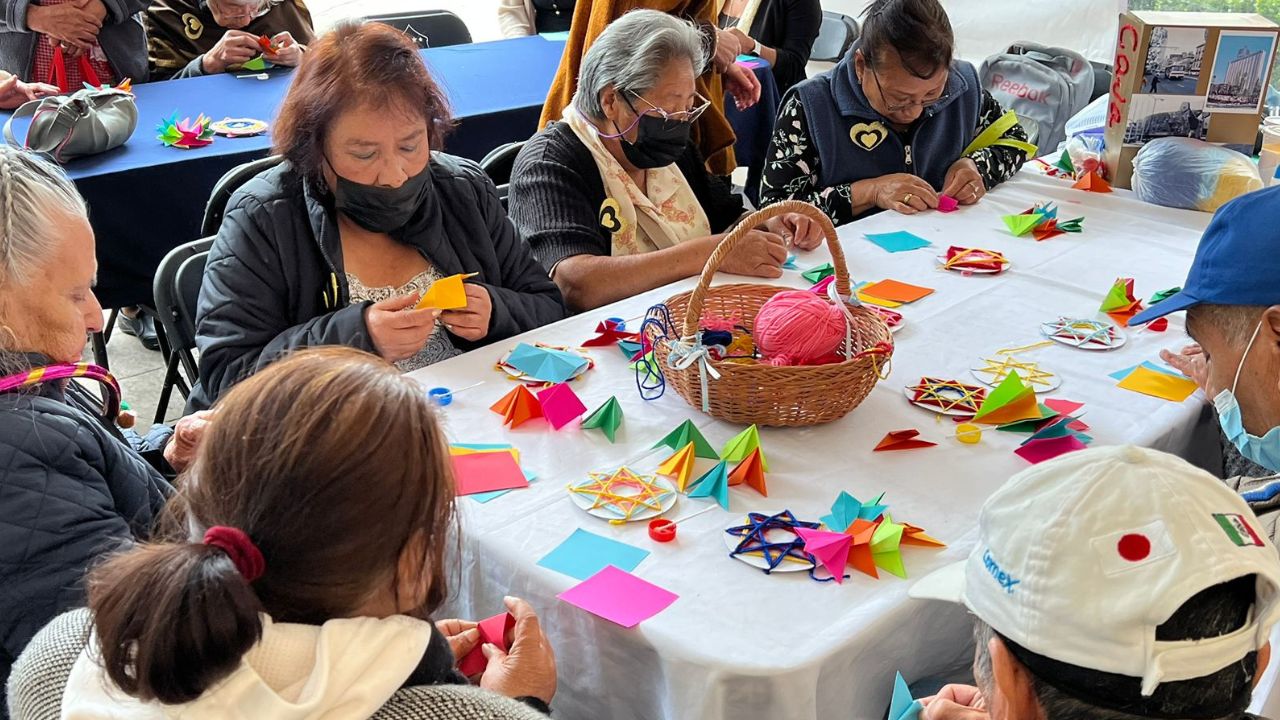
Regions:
[[859, 279, 934, 304]]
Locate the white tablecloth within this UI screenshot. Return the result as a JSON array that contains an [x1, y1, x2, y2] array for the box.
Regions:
[[411, 171, 1216, 720]]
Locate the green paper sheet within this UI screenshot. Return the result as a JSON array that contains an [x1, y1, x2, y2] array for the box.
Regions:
[[581, 396, 623, 443]]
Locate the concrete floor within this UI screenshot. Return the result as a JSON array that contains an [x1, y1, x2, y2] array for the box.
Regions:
[[84, 314, 188, 425]]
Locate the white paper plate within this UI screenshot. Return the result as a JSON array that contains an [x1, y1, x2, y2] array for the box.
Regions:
[[902, 381, 987, 417], [723, 517, 815, 573], [1040, 319, 1127, 351], [568, 472, 676, 523]]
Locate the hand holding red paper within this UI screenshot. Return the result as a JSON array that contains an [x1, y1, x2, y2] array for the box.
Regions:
[[264, 31, 303, 67], [434, 618, 480, 665], [479, 596, 557, 705], [366, 293, 440, 362], [763, 213, 824, 251], [441, 284, 493, 341], [203, 30, 262, 74], [942, 158, 984, 205]]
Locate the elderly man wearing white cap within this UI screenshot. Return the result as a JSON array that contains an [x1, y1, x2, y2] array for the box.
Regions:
[[910, 445, 1280, 720]]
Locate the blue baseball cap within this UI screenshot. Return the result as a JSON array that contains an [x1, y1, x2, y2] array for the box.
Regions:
[[1131, 186, 1280, 325]]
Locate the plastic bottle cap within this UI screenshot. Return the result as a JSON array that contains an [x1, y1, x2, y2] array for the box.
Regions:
[[956, 423, 982, 444], [606, 317, 626, 330], [427, 387, 453, 406], [648, 518, 676, 542]]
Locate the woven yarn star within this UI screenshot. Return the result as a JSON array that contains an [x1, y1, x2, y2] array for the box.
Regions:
[[974, 355, 1057, 389], [569, 467, 670, 521], [906, 377, 987, 414], [1043, 318, 1120, 348], [726, 510, 822, 573]]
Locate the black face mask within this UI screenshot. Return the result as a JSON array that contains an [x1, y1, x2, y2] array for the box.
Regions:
[[615, 101, 693, 169], [329, 160, 433, 234]]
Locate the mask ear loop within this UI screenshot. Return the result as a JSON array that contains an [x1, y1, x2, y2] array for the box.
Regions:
[[1232, 320, 1265, 396], [595, 92, 644, 140]]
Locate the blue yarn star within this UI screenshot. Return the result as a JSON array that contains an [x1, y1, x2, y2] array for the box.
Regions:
[[726, 510, 822, 573]]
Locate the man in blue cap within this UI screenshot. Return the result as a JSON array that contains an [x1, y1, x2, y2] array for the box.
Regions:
[[1131, 185, 1280, 539]]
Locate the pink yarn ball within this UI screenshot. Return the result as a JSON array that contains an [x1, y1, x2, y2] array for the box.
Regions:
[[753, 290, 848, 366]]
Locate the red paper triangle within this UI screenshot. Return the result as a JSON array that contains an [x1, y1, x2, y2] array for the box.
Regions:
[[1073, 171, 1112, 193], [873, 429, 937, 451]]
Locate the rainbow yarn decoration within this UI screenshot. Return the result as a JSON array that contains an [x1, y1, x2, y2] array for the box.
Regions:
[[157, 113, 215, 149]]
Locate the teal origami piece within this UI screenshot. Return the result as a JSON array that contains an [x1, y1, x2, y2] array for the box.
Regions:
[[505, 342, 588, 383], [688, 461, 730, 509], [820, 490, 887, 531], [889, 672, 922, 720]]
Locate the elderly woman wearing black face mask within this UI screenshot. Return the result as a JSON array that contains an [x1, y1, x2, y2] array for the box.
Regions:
[[507, 9, 823, 313], [187, 22, 566, 410]]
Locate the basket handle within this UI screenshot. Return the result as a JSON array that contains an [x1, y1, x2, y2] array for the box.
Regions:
[[681, 200, 846, 338]]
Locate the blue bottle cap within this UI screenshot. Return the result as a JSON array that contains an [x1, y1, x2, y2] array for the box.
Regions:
[[427, 387, 453, 406]]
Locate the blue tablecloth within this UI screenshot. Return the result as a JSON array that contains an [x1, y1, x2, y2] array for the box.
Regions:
[[0, 35, 566, 308]]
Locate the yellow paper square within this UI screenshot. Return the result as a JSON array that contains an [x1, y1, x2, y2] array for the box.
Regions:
[[857, 292, 903, 308], [449, 445, 521, 464], [415, 273, 474, 310], [1116, 366, 1198, 403]]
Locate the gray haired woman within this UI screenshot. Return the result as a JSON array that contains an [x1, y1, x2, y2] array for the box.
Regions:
[[0, 145, 170, 709], [507, 8, 824, 312]]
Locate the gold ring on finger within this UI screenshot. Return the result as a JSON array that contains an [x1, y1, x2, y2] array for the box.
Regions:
[[903, 193, 915, 204]]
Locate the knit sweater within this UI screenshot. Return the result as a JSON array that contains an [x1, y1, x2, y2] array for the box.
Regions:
[[507, 120, 746, 275]]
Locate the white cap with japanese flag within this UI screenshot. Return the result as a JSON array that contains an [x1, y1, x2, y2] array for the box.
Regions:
[[910, 445, 1280, 696]]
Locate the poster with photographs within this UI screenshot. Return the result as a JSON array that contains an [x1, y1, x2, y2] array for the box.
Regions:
[[1206, 30, 1278, 113], [1141, 26, 1207, 96], [1123, 94, 1210, 146]]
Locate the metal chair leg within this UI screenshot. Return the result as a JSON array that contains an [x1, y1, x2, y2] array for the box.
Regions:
[[154, 353, 181, 425]]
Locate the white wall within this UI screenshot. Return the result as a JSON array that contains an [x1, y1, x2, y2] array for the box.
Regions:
[[819, 0, 1125, 65], [307, 0, 505, 42]]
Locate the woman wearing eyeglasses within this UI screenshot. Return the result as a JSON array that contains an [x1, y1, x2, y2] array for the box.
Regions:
[[144, 0, 313, 79], [759, 0, 1033, 226], [508, 10, 822, 312]]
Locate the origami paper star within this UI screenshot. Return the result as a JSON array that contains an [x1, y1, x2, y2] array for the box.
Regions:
[[1099, 278, 1144, 327], [905, 377, 987, 414], [726, 510, 822, 573], [156, 112, 215, 149], [569, 467, 672, 521]]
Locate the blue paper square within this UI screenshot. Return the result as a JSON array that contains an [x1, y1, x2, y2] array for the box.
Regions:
[[864, 231, 932, 253], [536, 528, 650, 580], [1108, 361, 1186, 382]]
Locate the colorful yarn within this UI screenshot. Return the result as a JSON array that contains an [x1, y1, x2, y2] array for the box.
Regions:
[[753, 291, 849, 367]]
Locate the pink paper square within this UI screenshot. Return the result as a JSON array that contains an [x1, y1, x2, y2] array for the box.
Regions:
[[451, 452, 529, 496], [536, 383, 588, 430], [457, 612, 514, 677], [938, 195, 959, 213], [1015, 435, 1088, 465], [557, 565, 678, 628]]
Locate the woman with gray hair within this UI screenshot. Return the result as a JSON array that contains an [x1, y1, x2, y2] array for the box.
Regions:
[[0, 145, 170, 710], [508, 9, 824, 312], [144, 0, 312, 79]]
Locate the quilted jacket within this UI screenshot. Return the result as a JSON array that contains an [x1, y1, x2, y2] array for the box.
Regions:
[[0, 375, 170, 716]]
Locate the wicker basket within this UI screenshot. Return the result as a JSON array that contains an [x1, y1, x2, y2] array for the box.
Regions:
[[649, 201, 893, 427]]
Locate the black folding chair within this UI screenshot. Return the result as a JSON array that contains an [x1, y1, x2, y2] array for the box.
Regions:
[[201, 154, 285, 238], [479, 141, 526, 210], [366, 10, 472, 49], [151, 238, 214, 424], [811, 11, 859, 63]]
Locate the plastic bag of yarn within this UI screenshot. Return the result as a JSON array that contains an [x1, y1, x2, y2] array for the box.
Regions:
[[1131, 137, 1262, 213], [753, 290, 850, 367]]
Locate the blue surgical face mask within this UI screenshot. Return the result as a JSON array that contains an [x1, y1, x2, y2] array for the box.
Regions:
[[1213, 319, 1280, 472]]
